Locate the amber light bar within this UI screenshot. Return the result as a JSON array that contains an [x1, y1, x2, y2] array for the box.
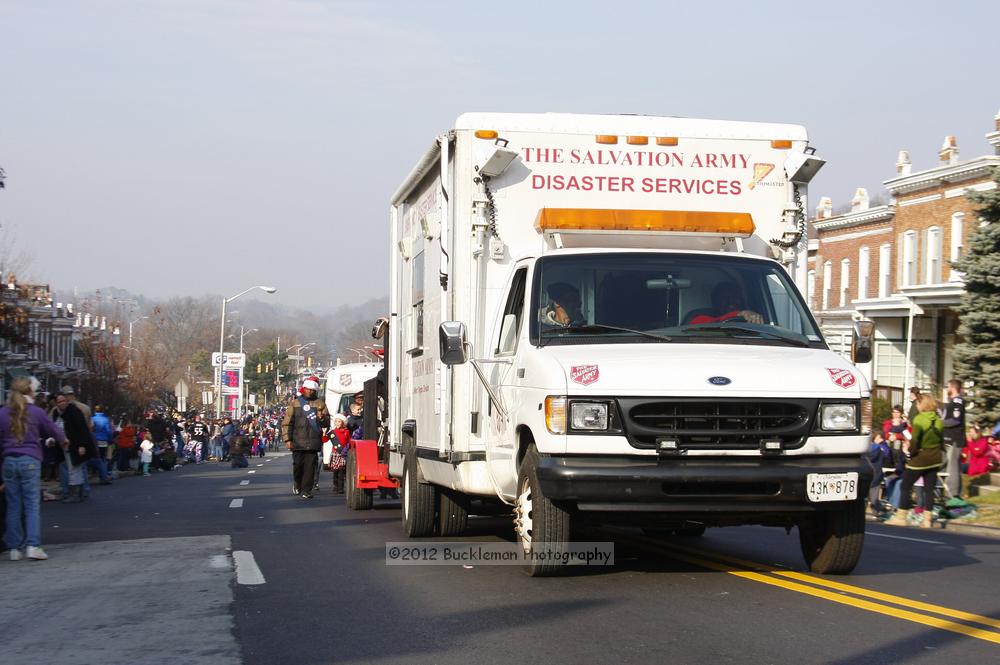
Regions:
[[535, 208, 755, 237]]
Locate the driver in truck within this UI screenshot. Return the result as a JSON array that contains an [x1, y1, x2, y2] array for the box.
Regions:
[[687, 281, 764, 325], [540, 282, 584, 327]]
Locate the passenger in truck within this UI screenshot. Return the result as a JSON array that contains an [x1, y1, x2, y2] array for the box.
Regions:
[[684, 281, 763, 325], [540, 282, 584, 327]]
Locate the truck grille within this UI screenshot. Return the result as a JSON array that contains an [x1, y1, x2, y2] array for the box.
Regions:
[[617, 398, 816, 451]]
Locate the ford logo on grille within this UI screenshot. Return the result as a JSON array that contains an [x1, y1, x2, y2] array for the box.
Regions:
[[707, 376, 732, 386]]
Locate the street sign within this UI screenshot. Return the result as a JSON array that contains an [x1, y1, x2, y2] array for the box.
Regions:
[[287, 354, 303, 361], [211, 352, 246, 368]]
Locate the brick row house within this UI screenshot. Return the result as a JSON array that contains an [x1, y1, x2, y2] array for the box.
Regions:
[[810, 110, 1000, 402]]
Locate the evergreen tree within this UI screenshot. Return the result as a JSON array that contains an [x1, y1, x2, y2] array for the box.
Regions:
[[953, 167, 1000, 424]]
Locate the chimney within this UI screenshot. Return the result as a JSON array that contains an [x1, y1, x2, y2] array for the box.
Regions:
[[896, 150, 912, 176], [939, 135, 960, 165], [989, 108, 1000, 155], [851, 188, 870, 213], [816, 196, 833, 219]]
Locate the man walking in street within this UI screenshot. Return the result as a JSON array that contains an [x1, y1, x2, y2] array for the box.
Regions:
[[90, 405, 114, 484], [942, 379, 966, 499], [282, 376, 329, 499]]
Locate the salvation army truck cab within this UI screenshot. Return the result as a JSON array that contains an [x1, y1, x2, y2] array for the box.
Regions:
[[387, 112, 875, 576]]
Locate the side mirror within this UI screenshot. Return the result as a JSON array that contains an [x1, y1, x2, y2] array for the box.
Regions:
[[851, 320, 875, 365], [439, 321, 468, 366]]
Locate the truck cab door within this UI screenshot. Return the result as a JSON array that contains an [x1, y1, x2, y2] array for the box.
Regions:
[[485, 264, 529, 501]]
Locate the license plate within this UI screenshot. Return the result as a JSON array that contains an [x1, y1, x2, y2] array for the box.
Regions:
[[806, 472, 858, 502]]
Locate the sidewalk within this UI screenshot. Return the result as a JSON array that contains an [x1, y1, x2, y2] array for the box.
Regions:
[[0, 535, 241, 665]]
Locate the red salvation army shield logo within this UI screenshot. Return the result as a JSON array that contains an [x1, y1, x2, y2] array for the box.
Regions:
[[570, 365, 600, 386], [827, 368, 856, 389], [339, 373, 352, 387]]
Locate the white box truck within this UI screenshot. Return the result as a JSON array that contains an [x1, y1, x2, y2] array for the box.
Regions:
[[387, 112, 874, 576]]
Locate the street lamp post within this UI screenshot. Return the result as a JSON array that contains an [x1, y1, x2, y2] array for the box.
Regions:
[[286, 342, 316, 380], [216, 286, 276, 419], [127, 316, 148, 375]]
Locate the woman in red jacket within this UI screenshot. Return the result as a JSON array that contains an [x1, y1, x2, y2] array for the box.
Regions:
[[962, 425, 992, 477]]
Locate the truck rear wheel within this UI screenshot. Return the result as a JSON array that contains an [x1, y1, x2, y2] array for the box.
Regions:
[[798, 499, 866, 574], [345, 448, 373, 511], [438, 488, 470, 536], [402, 449, 437, 537], [515, 446, 571, 577]]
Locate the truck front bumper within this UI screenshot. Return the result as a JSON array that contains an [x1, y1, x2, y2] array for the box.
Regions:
[[536, 455, 872, 522]]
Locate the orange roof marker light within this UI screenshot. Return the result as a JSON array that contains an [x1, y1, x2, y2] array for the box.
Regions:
[[535, 208, 755, 237], [656, 137, 679, 146], [475, 130, 499, 139], [771, 139, 793, 149], [626, 136, 649, 145], [595, 135, 618, 145]]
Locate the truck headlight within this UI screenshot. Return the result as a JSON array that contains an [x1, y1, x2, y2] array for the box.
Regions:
[[545, 396, 568, 435], [571, 402, 609, 430], [820, 404, 857, 431]]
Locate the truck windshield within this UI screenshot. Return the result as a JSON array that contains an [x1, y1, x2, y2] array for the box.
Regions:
[[530, 253, 824, 348]]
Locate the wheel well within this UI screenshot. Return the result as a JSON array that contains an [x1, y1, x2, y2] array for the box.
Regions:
[[516, 425, 535, 470]]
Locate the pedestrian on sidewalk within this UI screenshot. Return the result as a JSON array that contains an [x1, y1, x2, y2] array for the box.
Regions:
[[885, 394, 944, 528], [116, 419, 136, 473], [1, 376, 69, 561], [189, 415, 209, 463], [941, 379, 966, 499], [53, 394, 98, 503], [140, 432, 154, 476], [282, 376, 329, 499]]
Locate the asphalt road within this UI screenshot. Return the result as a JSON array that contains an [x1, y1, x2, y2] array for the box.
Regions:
[[8, 453, 1000, 665]]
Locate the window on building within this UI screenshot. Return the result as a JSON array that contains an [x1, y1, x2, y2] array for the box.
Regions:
[[822, 261, 832, 310], [807, 269, 816, 310], [950, 212, 965, 280], [879, 244, 892, 298], [839, 259, 850, 307], [925, 226, 942, 284], [874, 340, 936, 389], [858, 246, 869, 300], [902, 231, 917, 287]]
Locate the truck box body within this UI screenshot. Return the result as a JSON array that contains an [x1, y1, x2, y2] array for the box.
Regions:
[[387, 113, 871, 573]]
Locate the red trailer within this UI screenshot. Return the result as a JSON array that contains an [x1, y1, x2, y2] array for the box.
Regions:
[[345, 439, 398, 510]]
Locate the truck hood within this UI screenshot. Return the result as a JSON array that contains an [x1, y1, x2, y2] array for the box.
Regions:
[[538, 343, 866, 398]]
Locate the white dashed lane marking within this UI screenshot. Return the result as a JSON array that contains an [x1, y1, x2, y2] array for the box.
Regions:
[[229, 499, 244, 508], [233, 550, 266, 585], [248, 470, 255, 474], [239, 480, 249, 486]]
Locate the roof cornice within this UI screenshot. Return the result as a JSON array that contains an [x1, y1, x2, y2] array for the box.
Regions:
[[812, 204, 895, 231], [883, 156, 1000, 195]]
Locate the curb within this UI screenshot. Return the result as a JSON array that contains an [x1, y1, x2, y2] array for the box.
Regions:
[[866, 515, 1000, 540]]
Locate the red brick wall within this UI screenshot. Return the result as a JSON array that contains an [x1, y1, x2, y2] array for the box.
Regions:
[[813, 218, 893, 310]]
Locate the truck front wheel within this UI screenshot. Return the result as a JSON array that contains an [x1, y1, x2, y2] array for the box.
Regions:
[[798, 499, 866, 574], [402, 449, 437, 537], [515, 446, 571, 577]]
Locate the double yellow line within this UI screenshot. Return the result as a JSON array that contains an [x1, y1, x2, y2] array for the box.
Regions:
[[633, 536, 1000, 646]]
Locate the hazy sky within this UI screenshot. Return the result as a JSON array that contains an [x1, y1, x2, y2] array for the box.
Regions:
[[1, 0, 998, 308]]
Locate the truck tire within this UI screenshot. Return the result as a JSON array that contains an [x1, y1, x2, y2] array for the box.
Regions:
[[345, 448, 373, 511], [798, 499, 866, 574], [439, 488, 470, 536], [402, 449, 437, 537], [515, 446, 571, 577]]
